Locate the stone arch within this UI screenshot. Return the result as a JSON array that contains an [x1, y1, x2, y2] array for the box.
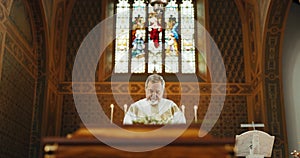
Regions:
[[262, 0, 291, 157]]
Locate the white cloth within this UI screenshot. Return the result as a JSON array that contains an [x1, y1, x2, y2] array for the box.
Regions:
[[123, 98, 186, 125]]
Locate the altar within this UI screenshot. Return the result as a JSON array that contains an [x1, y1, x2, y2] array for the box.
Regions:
[[42, 125, 235, 158]]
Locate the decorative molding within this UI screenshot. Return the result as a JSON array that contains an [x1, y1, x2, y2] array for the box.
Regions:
[[59, 82, 252, 95], [257, 0, 271, 38], [0, 3, 5, 22], [0, 0, 13, 13], [263, 0, 290, 157], [0, 0, 13, 23], [4, 34, 37, 78], [43, 81, 60, 136], [8, 0, 33, 45], [0, 31, 4, 79], [245, 3, 259, 82], [41, 0, 53, 31], [49, 2, 64, 84]]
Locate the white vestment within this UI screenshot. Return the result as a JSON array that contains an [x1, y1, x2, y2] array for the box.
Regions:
[[123, 98, 186, 125]]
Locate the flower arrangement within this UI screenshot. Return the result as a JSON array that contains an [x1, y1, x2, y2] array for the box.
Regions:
[[132, 115, 172, 125], [291, 150, 300, 158]]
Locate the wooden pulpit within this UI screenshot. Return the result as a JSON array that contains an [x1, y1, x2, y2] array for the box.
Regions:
[[42, 124, 235, 158]]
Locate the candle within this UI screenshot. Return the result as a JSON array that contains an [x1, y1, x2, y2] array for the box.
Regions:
[[124, 104, 128, 113], [181, 105, 185, 115], [110, 104, 114, 124], [193, 105, 198, 123]]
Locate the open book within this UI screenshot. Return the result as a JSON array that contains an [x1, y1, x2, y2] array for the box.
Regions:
[[235, 130, 275, 157]]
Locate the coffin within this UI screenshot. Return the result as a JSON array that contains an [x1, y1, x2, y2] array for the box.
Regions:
[[43, 124, 235, 158]]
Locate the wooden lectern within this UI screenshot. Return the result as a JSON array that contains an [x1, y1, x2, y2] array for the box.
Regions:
[[42, 124, 235, 158], [235, 122, 275, 158]]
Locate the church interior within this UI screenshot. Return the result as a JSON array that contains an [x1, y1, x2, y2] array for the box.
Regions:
[[0, 0, 299, 157]]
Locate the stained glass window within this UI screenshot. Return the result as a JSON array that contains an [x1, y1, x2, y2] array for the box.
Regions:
[[115, 0, 130, 73], [115, 0, 201, 74]]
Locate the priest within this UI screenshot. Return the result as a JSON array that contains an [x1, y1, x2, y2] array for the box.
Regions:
[[123, 74, 186, 125]]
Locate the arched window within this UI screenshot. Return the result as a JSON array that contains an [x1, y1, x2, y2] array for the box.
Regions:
[[114, 0, 205, 75]]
